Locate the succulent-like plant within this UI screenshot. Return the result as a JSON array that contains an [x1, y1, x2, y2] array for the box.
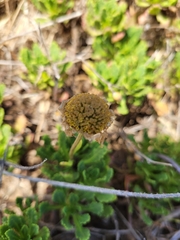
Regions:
[[37, 94, 116, 240]]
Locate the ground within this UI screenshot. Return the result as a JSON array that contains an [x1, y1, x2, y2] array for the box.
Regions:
[[1, 0, 180, 239]]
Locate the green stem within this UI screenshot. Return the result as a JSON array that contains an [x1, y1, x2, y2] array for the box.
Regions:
[[69, 133, 83, 159]]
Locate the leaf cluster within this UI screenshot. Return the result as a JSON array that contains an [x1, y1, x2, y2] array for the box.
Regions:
[[31, 0, 74, 19], [129, 131, 180, 225], [0, 198, 50, 240], [135, 0, 177, 8], [84, 0, 160, 114], [86, 0, 127, 36], [19, 42, 71, 90], [37, 131, 116, 240], [135, 0, 177, 24]]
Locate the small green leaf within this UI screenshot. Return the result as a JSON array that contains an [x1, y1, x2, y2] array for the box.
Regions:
[[117, 97, 129, 115], [39, 202, 52, 216], [74, 214, 90, 225], [75, 226, 90, 240], [5, 229, 21, 240], [8, 215, 24, 231], [29, 224, 39, 236], [96, 193, 116, 203], [0, 108, 4, 126], [0, 84, 5, 104], [24, 207, 38, 225], [38, 226, 50, 240], [20, 225, 29, 237], [101, 204, 114, 217], [69, 193, 79, 204], [52, 189, 66, 204], [15, 198, 23, 211], [61, 216, 73, 230], [0, 225, 9, 235], [82, 201, 103, 215]]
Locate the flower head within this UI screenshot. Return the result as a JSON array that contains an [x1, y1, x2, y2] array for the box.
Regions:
[[59, 93, 114, 144]]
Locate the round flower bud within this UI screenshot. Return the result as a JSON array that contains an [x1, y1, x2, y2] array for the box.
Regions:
[[59, 93, 114, 144]]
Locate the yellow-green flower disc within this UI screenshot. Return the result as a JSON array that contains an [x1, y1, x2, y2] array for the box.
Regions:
[[64, 93, 114, 135]]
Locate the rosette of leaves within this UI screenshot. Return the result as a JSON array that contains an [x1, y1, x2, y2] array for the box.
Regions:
[[31, 0, 74, 19], [37, 130, 116, 240], [128, 131, 180, 225], [0, 197, 50, 240], [86, 0, 127, 36], [83, 27, 160, 114], [19, 42, 71, 90]]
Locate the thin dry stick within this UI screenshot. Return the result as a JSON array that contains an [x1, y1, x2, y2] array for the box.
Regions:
[[81, 59, 115, 94], [4, 159, 47, 170], [119, 127, 172, 167], [6, 0, 25, 35], [0, 11, 83, 45], [36, 25, 60, 101], [156, 153, 180, 174], [113, 205, 141, 240], [3, 170, 180, 199], [0, 60, 25, 66]]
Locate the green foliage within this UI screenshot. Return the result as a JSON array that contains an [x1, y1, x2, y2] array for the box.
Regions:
[[135, 0, 177, 8], [129, 131, 180, 225], [84, 27, 160, 114], [86, 0, 127, 36], [0, 84, 22, 163], [37, 130, 116, 240], [0, 198, 50, 240], [31, 0, 74, 19], [0, 84, 11, 158], [0, 85, 12, 163], [135, 0, 177, 24], [85, 0, 160, 114], [19, 42, 71, 90], [169, 52, 180, 93]]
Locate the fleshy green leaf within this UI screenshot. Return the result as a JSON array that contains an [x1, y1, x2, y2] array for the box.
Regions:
[[96, 193, 117, 203], [24, 207, 38, 225], [5, 229, 21, 240], [0, 84, 5, 104], [74, 214, 90, 225], [8, 215, 24, 231], [75, 226, 90, 240], [52, 189, 66, 204]]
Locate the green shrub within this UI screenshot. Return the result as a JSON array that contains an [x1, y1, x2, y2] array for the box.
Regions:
[[84, 27, 160, 114], [86, 0, 127, 36], [19, 42, 71, 91], [31, 0, 74, 19], [37, 130, 116, 240], [129, 131, 180, 225], [0, 198, 50, 240], [84, 0, 161, 114]]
